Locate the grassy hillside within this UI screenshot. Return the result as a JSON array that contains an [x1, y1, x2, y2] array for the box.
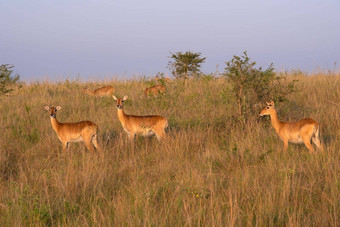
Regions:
[[0, 73, 339, 226]]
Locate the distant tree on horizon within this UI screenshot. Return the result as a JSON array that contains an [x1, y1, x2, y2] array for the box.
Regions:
[[167, 51, 206, 86]]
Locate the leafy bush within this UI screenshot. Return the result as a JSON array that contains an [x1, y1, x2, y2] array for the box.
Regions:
[[199, 73, 215, 83], [154, 72, 168, 86], [143, 76, 157, 87], [0, 64, 20, 95], [224, 52, 298, 122]]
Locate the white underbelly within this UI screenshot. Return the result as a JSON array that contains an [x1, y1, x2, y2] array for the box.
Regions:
[[289, 135, 304, 144], [142, 130, 155, 137], [123, 126, 156, 137], [69, 137, 83, 143], [135, 129, 156, 137]]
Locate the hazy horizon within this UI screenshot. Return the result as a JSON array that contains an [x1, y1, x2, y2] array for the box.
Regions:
[[1, 0, 339, 81]]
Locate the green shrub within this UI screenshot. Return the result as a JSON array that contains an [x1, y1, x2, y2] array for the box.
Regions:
[[223, 52, 298, 122], [143, 75, 157, 87], [0, 64, 20, 95]]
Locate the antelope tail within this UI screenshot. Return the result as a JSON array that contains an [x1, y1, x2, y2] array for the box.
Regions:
[[313, 122, 324, 151], [314, 123, 320, 139]]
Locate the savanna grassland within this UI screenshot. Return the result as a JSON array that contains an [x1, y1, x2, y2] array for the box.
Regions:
[[0, 72, 339, 226]]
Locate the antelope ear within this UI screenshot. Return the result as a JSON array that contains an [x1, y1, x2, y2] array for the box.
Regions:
[[123, 95, 128, 101], [44, 105, 50, 111], [112, 95, 117, 101], [270, 101, 275, 106], [266, 101, 271, 106], [56, 106, 62, 111]]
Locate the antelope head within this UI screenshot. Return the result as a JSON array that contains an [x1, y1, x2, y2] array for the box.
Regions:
[[44, 105, 62, 118], [259, 101, 275, 116], [112, 95, 128, 109], [82, 85, 89, 94]]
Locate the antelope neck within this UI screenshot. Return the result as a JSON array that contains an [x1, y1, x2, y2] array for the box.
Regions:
[[50, 116, 61, 132], [117, 108, 127, 123], [269, 110, 283, 134]]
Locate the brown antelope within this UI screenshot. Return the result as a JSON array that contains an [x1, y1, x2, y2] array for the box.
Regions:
[[144, 85, 166, 97], [112, 95, 168, 141], [83, 85, 115, 97], [259, 101, 322, 153], [44, 105, 100, 152]]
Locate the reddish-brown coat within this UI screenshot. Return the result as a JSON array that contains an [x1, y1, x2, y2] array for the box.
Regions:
[[144, 85, 166, 97], [45, 105, 100, 152], [260, 101, 322, 153], [113, 95, 168, 141], [83, 85, 115, 97]]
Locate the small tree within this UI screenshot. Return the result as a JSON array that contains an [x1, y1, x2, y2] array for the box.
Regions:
[[167, 51, 206, 86], [0, 64, 20, 95], [224, 52, 297, 123]]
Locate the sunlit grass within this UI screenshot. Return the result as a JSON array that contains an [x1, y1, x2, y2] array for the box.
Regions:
[[0, 73, 339, 226]]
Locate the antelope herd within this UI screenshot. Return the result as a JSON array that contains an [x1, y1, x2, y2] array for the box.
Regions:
[[45, 81, 323, 153]]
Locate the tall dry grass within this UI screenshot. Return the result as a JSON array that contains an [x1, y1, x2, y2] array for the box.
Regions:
[[0, 73, 339, 226]]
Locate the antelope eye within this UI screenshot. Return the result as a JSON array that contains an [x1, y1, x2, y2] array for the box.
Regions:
[[266, 107, 270, 109]]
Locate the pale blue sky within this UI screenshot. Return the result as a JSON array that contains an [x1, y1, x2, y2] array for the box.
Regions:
[[1, 0, 339, 81]]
